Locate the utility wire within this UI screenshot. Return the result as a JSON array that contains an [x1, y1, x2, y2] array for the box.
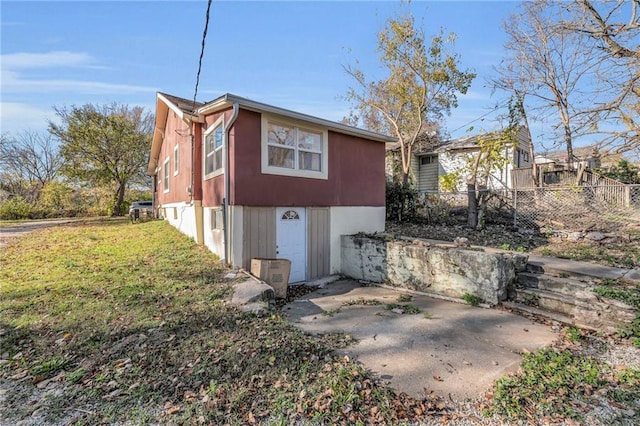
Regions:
[[192, 0, 213, 113], [450, 99, 511, 134]]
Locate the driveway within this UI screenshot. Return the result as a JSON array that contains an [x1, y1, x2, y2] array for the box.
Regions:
[[0, 219, 75, 248], [284, 279, 558, 401]]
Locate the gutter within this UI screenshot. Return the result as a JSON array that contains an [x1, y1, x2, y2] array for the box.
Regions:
[[198, 93, 396, 144], [222, 103, 239, 265]]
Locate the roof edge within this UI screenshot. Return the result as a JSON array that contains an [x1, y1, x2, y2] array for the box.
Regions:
[[198, 93, 396, 143]]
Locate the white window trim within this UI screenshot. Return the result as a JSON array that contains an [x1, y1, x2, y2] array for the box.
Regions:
[[174, 146, 179, 176], [203, 116, 225, 181], [163, 157, 170, 193], [261, 115, 328, 180]]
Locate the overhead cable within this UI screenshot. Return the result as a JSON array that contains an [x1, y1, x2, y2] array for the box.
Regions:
[[192, 0, 213, 113]]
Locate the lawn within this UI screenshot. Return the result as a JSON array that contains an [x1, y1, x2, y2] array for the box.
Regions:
[[0, 219, 445, 425]]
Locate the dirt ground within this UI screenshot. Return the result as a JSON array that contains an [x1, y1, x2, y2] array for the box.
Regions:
[[386, 218, 640, 269]]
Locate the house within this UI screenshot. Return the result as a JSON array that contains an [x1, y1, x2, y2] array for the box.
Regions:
[[535, 145, 603, 171], [388, 126, 533, 192], [148, 92, 395, 283]]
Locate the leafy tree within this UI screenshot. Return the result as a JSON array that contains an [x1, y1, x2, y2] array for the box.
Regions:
[[598, 159, 640, 184], [439, 99, 524, 229], [0, 131, 62, 202], [345, 9, 475, 185], [49, 104, 153, 216], [468, 99, 526, 229], [38, 180, 76, 214]]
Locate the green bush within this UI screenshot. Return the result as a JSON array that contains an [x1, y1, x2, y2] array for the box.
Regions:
[[386, 180, 421, 222], [0, 196, 45, 220]]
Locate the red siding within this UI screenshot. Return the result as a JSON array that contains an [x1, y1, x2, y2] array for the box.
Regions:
[[154, 110, 194, 205], [228, 110, 385, 207], [201, 110, 231, 206]]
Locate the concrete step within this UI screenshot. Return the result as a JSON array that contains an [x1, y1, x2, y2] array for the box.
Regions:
[[501, 301, 582, 329], [526, 255, 639, 283], [511, 287, 637, 334], [518, 272, 594, 296], [514, 288, 583, 317], [525, 261, 598, 282]]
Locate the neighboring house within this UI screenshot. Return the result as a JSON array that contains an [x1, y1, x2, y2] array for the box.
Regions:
[[393, 126, 533, 192], [148, 92, 395, 282], [535, 145, 603, 171]]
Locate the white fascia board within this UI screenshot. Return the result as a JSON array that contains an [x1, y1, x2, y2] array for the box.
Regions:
[[157, 93, 204, 124], [197, 93, 396, 144]]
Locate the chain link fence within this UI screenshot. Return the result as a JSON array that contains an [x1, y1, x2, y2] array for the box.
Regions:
[[419, 185, 640, 231], [513, 185, 640, 231], [419, 189, 514, 226]]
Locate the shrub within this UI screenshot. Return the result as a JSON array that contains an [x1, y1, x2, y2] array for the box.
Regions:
[[386, 180, 420, 222], [0, 196, 45, 220]]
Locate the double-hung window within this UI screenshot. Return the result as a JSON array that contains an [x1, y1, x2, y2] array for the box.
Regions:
[[163, 157, 170, 192], [174, 146, 179, 175], [204, 118, 224, 179], [262, 116, 328, 179]]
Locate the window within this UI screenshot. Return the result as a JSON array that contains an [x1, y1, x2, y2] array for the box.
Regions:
[[174, 146, 179, 175], [210, 208, 224, 230], [204, 118, 224, 179], [522, 151, 530, 162], [281, 210, 300, 220], [420, 155, 436, 165], [261, 116, 328, 179], [163, 157, 170, 192]]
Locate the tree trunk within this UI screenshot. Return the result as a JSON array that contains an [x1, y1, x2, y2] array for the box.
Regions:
[[467, 183, 478, 228], [113, 182, 126, 216], [476, 185, 488, 230], [565, 126, 574, 170], [402, 170, 410, 186]]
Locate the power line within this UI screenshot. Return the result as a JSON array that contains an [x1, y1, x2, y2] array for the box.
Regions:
[[450, 99, 510, 134], [192, 0, 213, 112]]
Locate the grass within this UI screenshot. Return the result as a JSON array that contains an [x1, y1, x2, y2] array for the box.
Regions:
[[488, 348, 640, 423], [538, 243, 640, 269], [384, 303, 421, 314], [0, 218, 445, 424], [592, 278, 640, 341], [564, 327, 583, 342], [397, 293, 413, 302], [462, 293, 483, 306]]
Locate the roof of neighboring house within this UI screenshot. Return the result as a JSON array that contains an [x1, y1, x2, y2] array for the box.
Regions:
[[413, 126, 531, 156], [537, 145, 602, 163], [149, 92, 396, 174]]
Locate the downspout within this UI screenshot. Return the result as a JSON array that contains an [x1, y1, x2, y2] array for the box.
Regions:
[[189, 118, 195, 205], [223, 103, 239, 265]]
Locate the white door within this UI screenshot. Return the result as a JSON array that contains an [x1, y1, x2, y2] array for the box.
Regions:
[[276, 207, 306, 283]]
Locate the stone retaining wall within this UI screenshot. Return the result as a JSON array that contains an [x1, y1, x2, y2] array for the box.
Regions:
[[341, 235, 527, 305]]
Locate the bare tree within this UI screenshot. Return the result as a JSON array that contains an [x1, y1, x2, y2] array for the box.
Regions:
[[496, 0, 603, 170], [559, 0, 640, 154], [0, 131, 63, 201]]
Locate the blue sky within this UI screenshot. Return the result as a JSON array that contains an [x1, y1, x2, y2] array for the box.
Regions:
[[1, 0, 519, 140]]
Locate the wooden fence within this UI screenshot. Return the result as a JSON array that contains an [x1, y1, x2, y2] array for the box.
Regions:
[[511, 167, 631, 207]]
